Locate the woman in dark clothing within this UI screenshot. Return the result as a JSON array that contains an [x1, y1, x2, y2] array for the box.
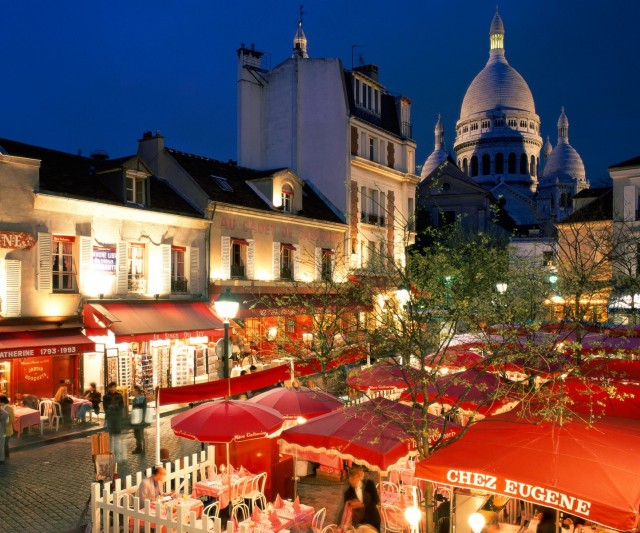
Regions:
[[130, 385, 147, 454], [54, 386, 74, 427]]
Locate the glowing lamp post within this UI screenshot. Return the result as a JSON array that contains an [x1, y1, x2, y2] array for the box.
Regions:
[[214, 288, 239, 379], [469, 512, 486, 533], [404, 486, 421, 533]]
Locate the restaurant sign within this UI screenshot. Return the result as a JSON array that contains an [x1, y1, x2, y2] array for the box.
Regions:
[[92, 246, 117, 273], [445, 469, 592, 517], [0, 230, 36, 250], [0, 344, 86, 360]]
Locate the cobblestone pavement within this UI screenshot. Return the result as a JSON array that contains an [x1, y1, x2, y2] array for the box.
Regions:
[[0, 418, 350, 533]]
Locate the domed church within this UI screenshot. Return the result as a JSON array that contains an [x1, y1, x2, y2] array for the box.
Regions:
[[420, 9, 588, 230]]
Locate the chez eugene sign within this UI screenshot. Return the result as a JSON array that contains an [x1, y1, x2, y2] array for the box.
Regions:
[[445, 470, 592, 517]]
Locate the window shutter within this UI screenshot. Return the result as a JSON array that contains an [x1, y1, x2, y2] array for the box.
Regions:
[[387, 142, 395, 168], [161, 244, 171, 294], [79, 236, 92, 295], [221, 236, 231, 280], [330, 249, 336, 282], [189, 247, 200, 294], [116, 241, 128, 295], [37, 232, 52, 292], [272, 242, 280, 280], [293, 244, 301, 281], [246, 240, 255, 280], [623, 185, 635, 222], [315, 247, 322, 281], [350, 126, 359, 156], [2, 259, 21, 317]]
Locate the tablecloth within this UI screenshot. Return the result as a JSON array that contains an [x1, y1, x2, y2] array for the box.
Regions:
[[12, 406, 40, 436]]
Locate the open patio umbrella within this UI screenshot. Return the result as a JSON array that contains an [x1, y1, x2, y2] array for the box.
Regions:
[[424, 349, 484, 371], [346, 361, 417, 392], [247, 385, 343, 421], [279, 397, 460, 473], [414, 413, 640, 531], [580, 357, 640, 382], [171, 399, 284, 477]]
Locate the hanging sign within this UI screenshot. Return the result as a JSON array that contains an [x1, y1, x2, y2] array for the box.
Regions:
[[92, 247, 117, 273], [0, 230, 36, 249]]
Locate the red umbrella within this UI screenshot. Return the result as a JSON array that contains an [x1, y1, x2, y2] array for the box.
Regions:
[[171, 399, 283, 442], [424, 349, 483, 370], [279, 397, 460, 472], [402, 368, 517, 416], [581, 357, 640, 382], [247, 385, 343, 420], [347, 361, 417, 392], [415, 413, 640, 531]]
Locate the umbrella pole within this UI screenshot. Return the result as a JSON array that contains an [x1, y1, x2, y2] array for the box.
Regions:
[[227, 442, 231, 488], [155, 387, 161, 466], [293, 450, 298, 499]]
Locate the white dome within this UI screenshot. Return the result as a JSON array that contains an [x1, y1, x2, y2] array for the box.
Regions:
[[420, 148, 448, 179], [542, 143, 586, 183], [461, 53, 536, 118]]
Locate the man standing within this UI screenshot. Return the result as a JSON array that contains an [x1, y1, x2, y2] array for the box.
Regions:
[[341, 466, 381, 530], [0, 395, 10, 465], [0, 396, 14, 459], [103, 382, 125, 460]]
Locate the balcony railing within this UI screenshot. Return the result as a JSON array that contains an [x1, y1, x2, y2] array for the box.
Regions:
[[171, 278, 188, 293]]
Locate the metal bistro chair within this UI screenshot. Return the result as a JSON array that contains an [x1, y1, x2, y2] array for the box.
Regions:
[[381, 504, 407, 533], [39, 399, 53, 435], [194, 501, 221, 531], [244, 471, 268, 511], [231, 503, 250, 524], [312, 507, 327, 533]]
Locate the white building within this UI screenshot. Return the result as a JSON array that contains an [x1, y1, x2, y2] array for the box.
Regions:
[[237, 24, 419, 271]]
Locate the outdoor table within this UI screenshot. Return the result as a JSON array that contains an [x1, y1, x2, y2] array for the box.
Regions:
[[12, 406, 40, 437], [194, 472, 258, 508], [240, 501, 315, 532], [128, 497, 203, 532], [70, 397, 92, 420], [380, 491, 401, 506]]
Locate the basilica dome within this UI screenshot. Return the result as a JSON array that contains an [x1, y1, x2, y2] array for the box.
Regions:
[[541, 108, 586, 184]]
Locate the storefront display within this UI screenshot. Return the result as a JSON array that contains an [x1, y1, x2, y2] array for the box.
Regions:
[[0, 361, 10, 397]]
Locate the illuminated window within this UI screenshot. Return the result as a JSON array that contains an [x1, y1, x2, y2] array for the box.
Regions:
[[281, 184, 293, 213], [52, 236, 75, 292], [231, 239, 248, 279], [125, 171, 147, 205], [128, 243, 146, 293], [280, 244, 294, 280]]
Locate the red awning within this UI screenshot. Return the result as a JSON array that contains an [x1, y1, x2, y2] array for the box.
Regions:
[[0, 329, 96, 360], [84, 302, 224, 342]]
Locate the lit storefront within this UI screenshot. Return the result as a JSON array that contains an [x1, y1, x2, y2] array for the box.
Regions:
[[83, 301, 224, 395]]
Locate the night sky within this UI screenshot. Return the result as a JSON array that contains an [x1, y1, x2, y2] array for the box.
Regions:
[[1, 1, 637, 186]]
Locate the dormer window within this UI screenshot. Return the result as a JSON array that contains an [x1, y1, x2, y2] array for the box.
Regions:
[[281, 184, 294, 213], [126, 171, 147, 206]]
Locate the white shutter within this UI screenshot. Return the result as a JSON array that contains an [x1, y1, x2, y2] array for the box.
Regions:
[[161, 244, 171, 294], [37, 232, 52, 292], [221, 236, 231, 280], [190, 247, 200, 294], [246, 240, 255, 280], [623, 185, 636, 222], [116, 241, 128, 295], [315, 247, 322, 281], [2, 259, 21, 317], [79, 236, 92, 295], [330, 249, 336, 282], [272, 242, 280, 280], [293, 244, 301, 281]]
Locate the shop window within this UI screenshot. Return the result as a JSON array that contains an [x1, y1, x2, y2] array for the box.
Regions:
[[125, 171, 147, 206], [281, 184, 293, 213], [171, 246, 187, 292], [280, 244, 294, 280], [52, 236, 75, 292], [231, 239, 248, 279], [321, 249, 334, 281], [128, 243, 146, 293]]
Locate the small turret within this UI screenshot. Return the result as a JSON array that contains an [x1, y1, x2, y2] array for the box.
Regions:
[[543, 136, 553, 159], [489, 7, 505, 51], [293, 21, 308, 58], [557, 106, 569, 144]]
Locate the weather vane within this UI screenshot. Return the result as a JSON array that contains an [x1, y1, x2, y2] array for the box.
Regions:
[[299, 4, 304, 25]]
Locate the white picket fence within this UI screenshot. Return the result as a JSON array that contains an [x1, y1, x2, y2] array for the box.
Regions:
[[90, 446, 226, 533]]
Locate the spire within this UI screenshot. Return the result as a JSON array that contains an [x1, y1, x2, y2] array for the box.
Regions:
[[543, 135, 553, 159], [489, 6, 505, 52], [434, 114, 445, 150], [293, 6, 308, 58], [557, 106, 569, 144]]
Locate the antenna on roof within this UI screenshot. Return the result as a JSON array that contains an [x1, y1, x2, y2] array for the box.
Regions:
[[351, 44, 367, 69]]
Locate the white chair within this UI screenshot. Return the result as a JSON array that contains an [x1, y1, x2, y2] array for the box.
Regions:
[[229, 476, 249, 516], [379, 481, 399, 494], [50, 401, 63, 431], [244, 472, 268, 510], [199, 463, 217, 482], [231, 503, 250, 523], [322, 525, 339, 533], [194, 501, 221, 531], [39, 400, 53, 435], [312, 507, 327, 533], [381, 504, 407, 533]]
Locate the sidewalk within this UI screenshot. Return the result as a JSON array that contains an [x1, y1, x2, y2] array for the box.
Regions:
[[11, 401, 190, 452]]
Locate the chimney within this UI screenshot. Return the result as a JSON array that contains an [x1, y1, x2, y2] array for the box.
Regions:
[[138, 130, 165, 176], [353, 64, 379, 82]]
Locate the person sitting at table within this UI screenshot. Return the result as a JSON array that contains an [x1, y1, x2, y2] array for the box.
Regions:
[[83, 382, 102, 419], [54, 386, 74, 427], [137, 466, 175, 508], [341, 466, 381, 531], [20, 393, 39, 410]]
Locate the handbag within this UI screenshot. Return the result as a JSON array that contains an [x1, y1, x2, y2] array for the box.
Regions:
[[130, 408, 143, 425], [144, 406, 155, 424]]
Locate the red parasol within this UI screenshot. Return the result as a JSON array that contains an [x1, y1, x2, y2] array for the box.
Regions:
[[415, 413, 640, 531], [424, 349, 484, 370], [247, 385, 343, 420], [279, 397, 460, 472], [402, 368, 517, 416], [171, 399, 283, 443], [580, 357, 640, 382], [346, 361, 417, 392]]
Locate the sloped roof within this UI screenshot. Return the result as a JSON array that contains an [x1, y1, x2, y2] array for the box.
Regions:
[[558, 188, 612, 224], [609, 155, 640, 170], [166, 148, 344, 224], [0, 137, 201, 217]]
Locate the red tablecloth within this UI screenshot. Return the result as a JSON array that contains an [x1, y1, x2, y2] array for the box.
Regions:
[[193, 472, 258, 509], [240, 501, 315, 532], [13, 407, 40, 436]]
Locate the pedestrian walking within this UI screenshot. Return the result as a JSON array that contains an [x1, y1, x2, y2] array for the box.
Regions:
[[130, 384, 147, 454], [103, 382, 125, 461], [0, 395, 9, 465]]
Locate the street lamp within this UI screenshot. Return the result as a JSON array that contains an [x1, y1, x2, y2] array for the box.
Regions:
[[404, 486, 421, 533], [214, 288, 239, 379], [397, 283, 411, 309], [468, 512, 486, 533]]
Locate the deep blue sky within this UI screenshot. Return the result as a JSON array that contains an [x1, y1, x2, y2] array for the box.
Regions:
[[1, 1, 637, 185]]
